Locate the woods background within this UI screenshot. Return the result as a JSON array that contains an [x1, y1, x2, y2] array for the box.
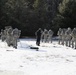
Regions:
[[0, 0, 76, 37]]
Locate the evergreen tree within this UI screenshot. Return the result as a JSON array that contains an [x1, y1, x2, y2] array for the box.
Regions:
[[53, 0, 76, 29], [0, 0, 62, 36]]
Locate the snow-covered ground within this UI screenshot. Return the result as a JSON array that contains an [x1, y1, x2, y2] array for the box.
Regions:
[[0, 38, 76, 75]]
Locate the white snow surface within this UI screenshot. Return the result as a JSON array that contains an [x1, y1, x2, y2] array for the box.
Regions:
[[0, 38, 76, 75]]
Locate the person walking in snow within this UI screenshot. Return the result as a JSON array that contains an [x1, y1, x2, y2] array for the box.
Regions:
[[35, 28, 42, 46]]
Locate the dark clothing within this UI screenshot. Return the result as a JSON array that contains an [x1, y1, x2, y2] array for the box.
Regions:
[[35, 29, 42, 46]]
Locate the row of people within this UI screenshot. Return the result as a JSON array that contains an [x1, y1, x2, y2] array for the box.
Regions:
[[35, 28, 54, 46], [57, 27, 76, 49], [0, 26, 21, 49], [41, 29, 54, 43], [35, 27, 76, 49]]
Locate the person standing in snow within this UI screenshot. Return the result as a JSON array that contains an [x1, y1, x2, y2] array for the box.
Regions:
[[43, 29, 48, 43], [57, 28, 62, 44], [35, 28, 42, 46], [65, 27, 72, 47], [71, 28, 76, 49], [47, 29, 54, 43], [0, 29, 5, 41], [11, 28, 20, 49], [6, 27, 13, 47], [61, 28, 66, 45]]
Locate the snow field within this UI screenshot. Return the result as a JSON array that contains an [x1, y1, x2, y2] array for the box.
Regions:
[[0, 39, 76, 75]]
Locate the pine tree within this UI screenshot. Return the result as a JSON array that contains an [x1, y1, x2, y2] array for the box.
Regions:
[[54, 0, 76, 29]]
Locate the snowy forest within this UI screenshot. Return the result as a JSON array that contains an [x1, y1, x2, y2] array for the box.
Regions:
[[0, 0, 76, 36]]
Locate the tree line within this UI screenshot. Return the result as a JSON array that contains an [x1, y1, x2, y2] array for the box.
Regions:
[[0, 0, 76, 37]]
